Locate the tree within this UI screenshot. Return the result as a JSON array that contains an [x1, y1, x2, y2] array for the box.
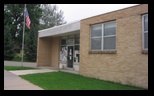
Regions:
[[4, 4, 25, 49], [4, 4, 16, 60], [39, 4, 66, 29], [4, 25, 15, 60], [24, 27, 37, 62]]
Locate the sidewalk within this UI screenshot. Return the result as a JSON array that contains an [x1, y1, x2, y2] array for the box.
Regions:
[[9, 69, 58, 75], [4, 70, 43, 90]]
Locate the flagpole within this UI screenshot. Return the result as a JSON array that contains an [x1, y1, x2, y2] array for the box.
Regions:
[[21, 4, 26, 67]]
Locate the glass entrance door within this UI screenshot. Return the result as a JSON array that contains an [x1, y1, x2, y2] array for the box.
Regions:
[[67, 46, 73, 68]]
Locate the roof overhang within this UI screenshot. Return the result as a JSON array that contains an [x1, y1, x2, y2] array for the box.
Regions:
[[38, 20, 80, 37]]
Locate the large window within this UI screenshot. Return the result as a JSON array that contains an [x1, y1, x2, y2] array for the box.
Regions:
[[142, 14, 148, 50], [91, 21, 116, 51]]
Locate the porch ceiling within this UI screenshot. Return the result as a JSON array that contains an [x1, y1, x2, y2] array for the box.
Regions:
[[38, 20, 80, 38]]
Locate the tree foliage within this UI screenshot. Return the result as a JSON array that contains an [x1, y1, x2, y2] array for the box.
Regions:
[[39, 4, 66, 29], [4, 4, 24, 48], [4, 25, 15, 60]]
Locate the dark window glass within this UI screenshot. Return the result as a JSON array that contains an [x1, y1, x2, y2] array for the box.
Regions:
[[61, 39, 67, 45], [75, 45, 79, 50], [75, 34, 80, 44]]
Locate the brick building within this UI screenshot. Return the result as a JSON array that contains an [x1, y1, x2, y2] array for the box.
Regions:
[[37, 4, 148, 89]]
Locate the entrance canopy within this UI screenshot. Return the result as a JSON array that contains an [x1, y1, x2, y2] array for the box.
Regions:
[[38, 20, 80, 38]]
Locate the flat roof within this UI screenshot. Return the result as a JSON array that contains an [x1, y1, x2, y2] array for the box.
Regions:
[[39, 20, 80, 37]]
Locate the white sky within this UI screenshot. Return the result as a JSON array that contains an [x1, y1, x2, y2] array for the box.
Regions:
[[55, 4, 139, 23]]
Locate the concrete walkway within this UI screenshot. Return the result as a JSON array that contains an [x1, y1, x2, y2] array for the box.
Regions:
[[4, 70, 43, 90], [60, 69, 79, 74], [9, 69, 58, 75], [4, 61, 58, 90]]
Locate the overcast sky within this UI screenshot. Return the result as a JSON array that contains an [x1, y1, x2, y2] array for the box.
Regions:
[[55, 4, 139, 23]]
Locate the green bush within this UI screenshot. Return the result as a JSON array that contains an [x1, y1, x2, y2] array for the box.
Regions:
[[15, 50, 24, 58]]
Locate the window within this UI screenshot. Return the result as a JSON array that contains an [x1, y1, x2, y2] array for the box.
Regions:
[[68, 35, 74, 45], [60, 36, 68, 62], [142, 14, 148, 50], [74, 34, 80, 63], [60, 46, 67, 62], [75, 45, 79, 50], [91, 21, 116, 51], [75, 34, 80, 44], [61, 36, 67, 45]]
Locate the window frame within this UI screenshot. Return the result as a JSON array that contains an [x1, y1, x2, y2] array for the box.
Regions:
[[90, 20, 116, 51], [142, 14, 148, 50]]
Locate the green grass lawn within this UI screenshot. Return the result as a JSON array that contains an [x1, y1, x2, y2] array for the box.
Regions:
[[4, 66, 37, 71], [20, 71, 144, 90]]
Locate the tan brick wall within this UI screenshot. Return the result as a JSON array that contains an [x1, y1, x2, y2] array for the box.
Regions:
[[37, 35, 59, 68], [50, 37, 60, 68], [80, 4, 148, 89], [37, 36, 52, 66]]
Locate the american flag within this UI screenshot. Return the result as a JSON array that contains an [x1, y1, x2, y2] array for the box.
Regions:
[[25, 7, 31, 29]]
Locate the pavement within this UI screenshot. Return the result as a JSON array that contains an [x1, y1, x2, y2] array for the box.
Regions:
[[4, 61, 58, 90], [60, 69, 79, 74], [4, 69, 58, 90], [4, 70, 43, 90], [9, 69, 58, 75]]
